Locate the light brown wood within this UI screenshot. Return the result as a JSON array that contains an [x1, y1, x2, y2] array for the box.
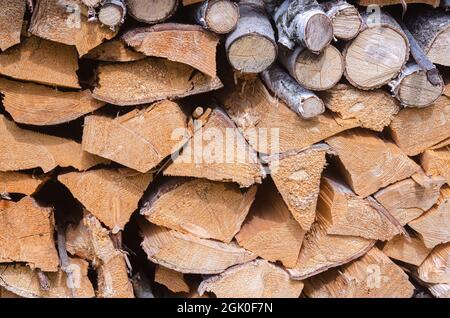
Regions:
[[127, 0, 179, 24], [98, 0, 126, 28], [0, 36, 79, 89], [83, 39, 146, 62], [123, 24, 219, 78], [58, 169, 153, 232], [0, 197, 59, 272], [0, 287, 21, 298], [139, 220, 257, 274], [92, 57, 223, 106], [418, 243, 450, 284], [390, 95, 450, 156], [97, 254, 133, 298], [141, 178, 257, 243], [235, 179, 305, 268], [82, 100, 190, 173], [183, 0, 203, 5], [303, 247, 415, 298], [198, 259, 304, 298], [422, 146, 450, 185], [155, 265, 190, 293], [0, 0, 26, 51], [0, 172, 43, 196], [382, 234, 431, 266], [322, 1, 361, 40], [192, 0, 239, 34], [326, 129, 420, 197]]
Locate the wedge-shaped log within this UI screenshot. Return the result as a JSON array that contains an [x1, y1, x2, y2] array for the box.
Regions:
[[141, 177, 257, 243], [303, 248, 415, 298], [382, 234, 431, 266], [127, 0, 179, 24], [139, 221, 256, 274], [155, 265, 190, 293], [322, 0, 361, 40], [198, 259, 304, 298], [0, 172, 43, 196], [422, 147, 450, 185], [58, 169, 152, 232], [84, 39, 146, 62], [82, 100, 190, 173], [0, 0, 26, 51], [418, 243, 450, 284], [96, 254, 134, 298], [326, 129, 420, 197]]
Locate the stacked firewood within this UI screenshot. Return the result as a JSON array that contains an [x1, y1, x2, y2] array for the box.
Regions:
[[0, 0, 449, 298]]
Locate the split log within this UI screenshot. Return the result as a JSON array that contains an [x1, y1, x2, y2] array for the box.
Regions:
[[123, 24, 219, 77], [408, 186, 450, 249], [58, 169, 153, 232], [235, 179, 305, 267], [83, 39, 146, 62], [261, 63, 325, 119], [320, 83, 400, 132], [343, 11, 409, 90], [96, 254, 134, 298], [139, 220, 257, 274], [98, 0, 126, 29], [326, 129, 420, 197], [321, 0, 361, 40], [140, 178, 257, 243], [0, 78, 105, 126], [225, 0, 277, 73], [0, 172, 43, 196], [405, 8, 450, 67], [421, 146, 450, 185], [164, 107, 264, 188], [0, 115, 107, 173], [278, 45, 344, 91], [154, 265, 190, 293], [287, 213, 375, 280], [389, 95, 450, 156], [357, 0, 440, 6], [317, 176, 403, 241], [127, 0, 179, 24], [382, 234, 431, 266], [0, 259, 95, 298], [0, 197, 59, 272], [0, 36, 79, 89], [0, 0, 26, 51], [92, 57, 223, 106], [191, 0, 239, 34], [417, 243, 450, 284], [389, 63, 444, 108], [198, 259, 304, 298], [82, 100, 190, 173], [303, 247, 415, 298], [268, 145, 327, 231], [374, 177, 444, 225]]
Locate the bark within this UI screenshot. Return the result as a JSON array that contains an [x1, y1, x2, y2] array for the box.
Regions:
[[192, 0, 240, 34]]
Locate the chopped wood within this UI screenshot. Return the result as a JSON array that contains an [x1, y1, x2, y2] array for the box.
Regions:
[[139, 220, 257, 274], [183, 0, 203, 5], [0, 287, 21, 298], [127, 0, 179, 24], [97, 253, 134, 298], [192, 0, 240, 34], [83, 39, 146, 62], [421, 146, 450, 185], [98, 0, 126, 29], [235, 179, 305, 267], [82, 100, 190, 173], [92, 57, 223, 106], [418, 242, 450, 284], [198, 259, 304, 298], [141, 178, 257, 243], [155, 265, 190, 293], [322, 0, 361, 40], [0, 172, 42, 196], [382, 234, 431, 266], [0, 0, 26, 51], [58, 169, 153, 232]]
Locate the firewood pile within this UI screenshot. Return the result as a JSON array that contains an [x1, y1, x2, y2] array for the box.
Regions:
[[0, 0, 449, 299]]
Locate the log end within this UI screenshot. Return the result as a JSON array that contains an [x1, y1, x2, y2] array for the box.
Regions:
[[304, 12, 334, 53], [205, 0, 240, 34]]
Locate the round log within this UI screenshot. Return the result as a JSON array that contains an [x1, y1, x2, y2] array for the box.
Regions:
[[322, 0, 362, 40], [127, 0, 179, 24], [98, 0, 126, 28], [193, 0, 240, 34]]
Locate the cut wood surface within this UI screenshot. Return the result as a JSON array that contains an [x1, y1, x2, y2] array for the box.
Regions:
[[389, 95, 450, 156], [0, 77, 105, 126], [0, 172, 42, 196], [58, 169, 153, 232], [0, 36, 79, 89], [422, 146, 450, 185], [123, 24, 219, 77], [127, 0, 179, 24], [83, 39, 146, 62], [382, 234, 431, 266], [0, 197, 59, 272], [0, 115, 107, 173], [98, 0, 126, 29], [235, 179, 305, 268], [139, 221, 257, 274], [192, 0, 240, 34], [418, 242, 450, 284], [303, 247, 415, 298], [155, 265, 190, 293], [141, 178, 257, 243], [0, 0, 26, 51], [326, 129, 420, 197], [97, 253, 134, 298], [198, 259, 304, 298], [92, 57, 223, 106], [322, 0, 362, 40], [82, 100, 190, 173]]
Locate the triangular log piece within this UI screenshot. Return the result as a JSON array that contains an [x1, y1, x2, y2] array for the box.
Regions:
[[382, 234, 431, 266], [417, 243, 450, 284], [421, 146, 450, 185], [0, 172, 43, 196], [154, 265, 190, 294]]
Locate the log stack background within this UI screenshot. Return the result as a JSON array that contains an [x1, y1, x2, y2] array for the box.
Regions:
[[0, 0, 449, 298]]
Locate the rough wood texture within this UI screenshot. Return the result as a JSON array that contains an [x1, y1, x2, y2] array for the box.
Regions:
[[0, 259, 95, 298], [303, 247, 415, 298], [0, 0, 26, 51], [97, 253, 133, 298], [92, 57, 223, 106], [235, 179, 305, 268], [422, 146, 450, 185], [127, 0, 179, 24], [418, 242, 450, 284], [0, 78, 105, 126], [357, 0, 440, 6], [382, 234, 431, 266], [326, 129, 420, 197], [154, 265, 190, 293], [0, 172, 42, 196], [0, 36, 79, 89], [192, 0, 239, 34], [198, 259, 304, 298], [0, 197, 59, 272], [83, 39, 146, 62], [82, 100, 190, 173], [139, 220, 256, 274], [322, 0, 361, 40], [164, 107, 264, 188], [98, 0, 126, 29], [141, 178, 257, 243], [0, 115, 107, 173], [320, 83, 400, 132], [389, 95, 450, 156], [123, 24, 219, 77], [0, 287, 21, 298], [58, 169, 153, 232]]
